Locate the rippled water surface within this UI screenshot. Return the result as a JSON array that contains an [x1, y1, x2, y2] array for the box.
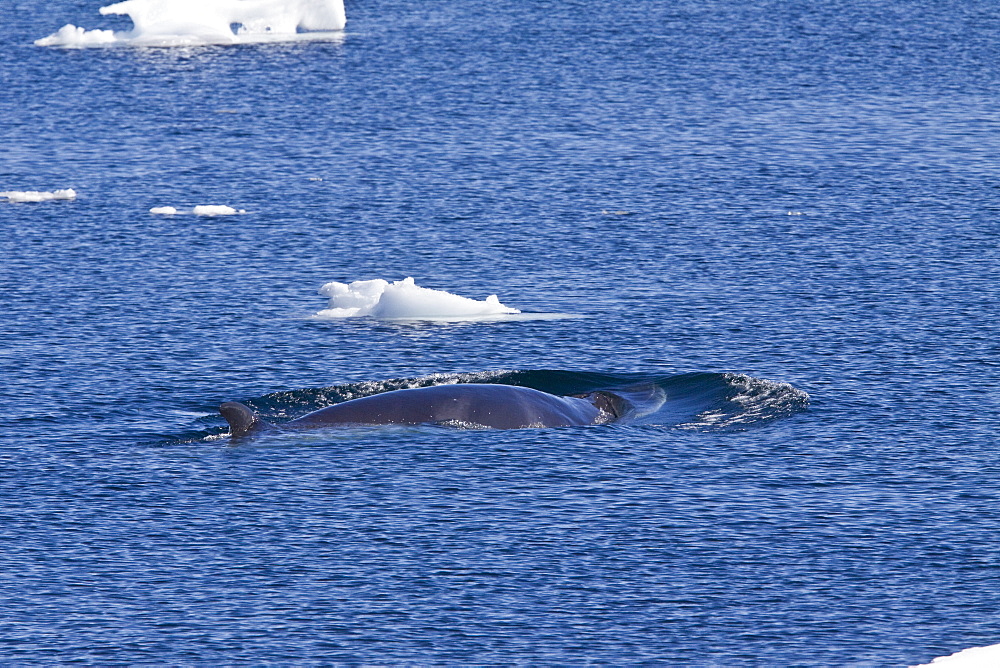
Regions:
[[2, 0, 999, 665]]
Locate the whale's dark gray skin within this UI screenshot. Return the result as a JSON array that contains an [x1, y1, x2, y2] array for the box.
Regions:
[[220, 384, 629, 437]]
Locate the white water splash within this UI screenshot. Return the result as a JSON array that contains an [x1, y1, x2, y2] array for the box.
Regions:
[[2, 189, 77, 203], [315, 278, 524, 321], [911, 644, 1000, 668], [35, 0, 346, 48], [678, 374, 810, 430]]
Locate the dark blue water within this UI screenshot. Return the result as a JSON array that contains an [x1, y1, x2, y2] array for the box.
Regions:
[[2, 0, 999, 664]]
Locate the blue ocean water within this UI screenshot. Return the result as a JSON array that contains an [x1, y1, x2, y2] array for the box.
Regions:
[[2, 0, 999, 664]]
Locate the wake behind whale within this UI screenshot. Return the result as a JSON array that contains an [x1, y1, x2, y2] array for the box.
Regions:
[[216, 370, 809, 438]]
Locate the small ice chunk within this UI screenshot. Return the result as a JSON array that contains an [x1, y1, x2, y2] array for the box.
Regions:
[[315, 277, 521, 320], [193, 205, 241, 216], [148, 204, 244, 215], [34, 25, 117, 47], [2, 188, 77, 203]]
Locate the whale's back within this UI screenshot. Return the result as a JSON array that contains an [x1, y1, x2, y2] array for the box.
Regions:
[[286, 384, 608, 430]]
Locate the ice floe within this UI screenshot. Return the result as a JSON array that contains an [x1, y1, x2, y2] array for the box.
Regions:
[[35, 0, 346, 48], [150, 205, 244, 216], [313, 278, 582, 322], [1, 189, 77, 203], [912, 644, 1000, 668], [312, 279, 580, 322], [192, 205, 242, 216], [313, 278, 541, 322]]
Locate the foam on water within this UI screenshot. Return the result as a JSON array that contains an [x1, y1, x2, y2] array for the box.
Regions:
[[315, 278, 525, 322], [1, 189, 77, 203], [911, 644, 1000, 668], [35, 0, 346, 47], [675, 373, 810, 431]]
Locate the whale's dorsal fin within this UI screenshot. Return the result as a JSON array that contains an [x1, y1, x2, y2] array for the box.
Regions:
[[219, 401, 262, 437], [583, 391, 629, 421]]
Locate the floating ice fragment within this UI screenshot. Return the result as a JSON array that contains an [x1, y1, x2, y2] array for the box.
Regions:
[[911, 644, 1000, 668], [193, 205, 241, 216], [149, 205, 244, 215], [1, 189, 77, 203], [35, 25, 117, 47], [315, 278, 522, 321], [36, 0, 346, 47]]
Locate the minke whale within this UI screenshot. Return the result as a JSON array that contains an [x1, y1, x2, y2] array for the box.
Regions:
[[220, 384, 630, 437]]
